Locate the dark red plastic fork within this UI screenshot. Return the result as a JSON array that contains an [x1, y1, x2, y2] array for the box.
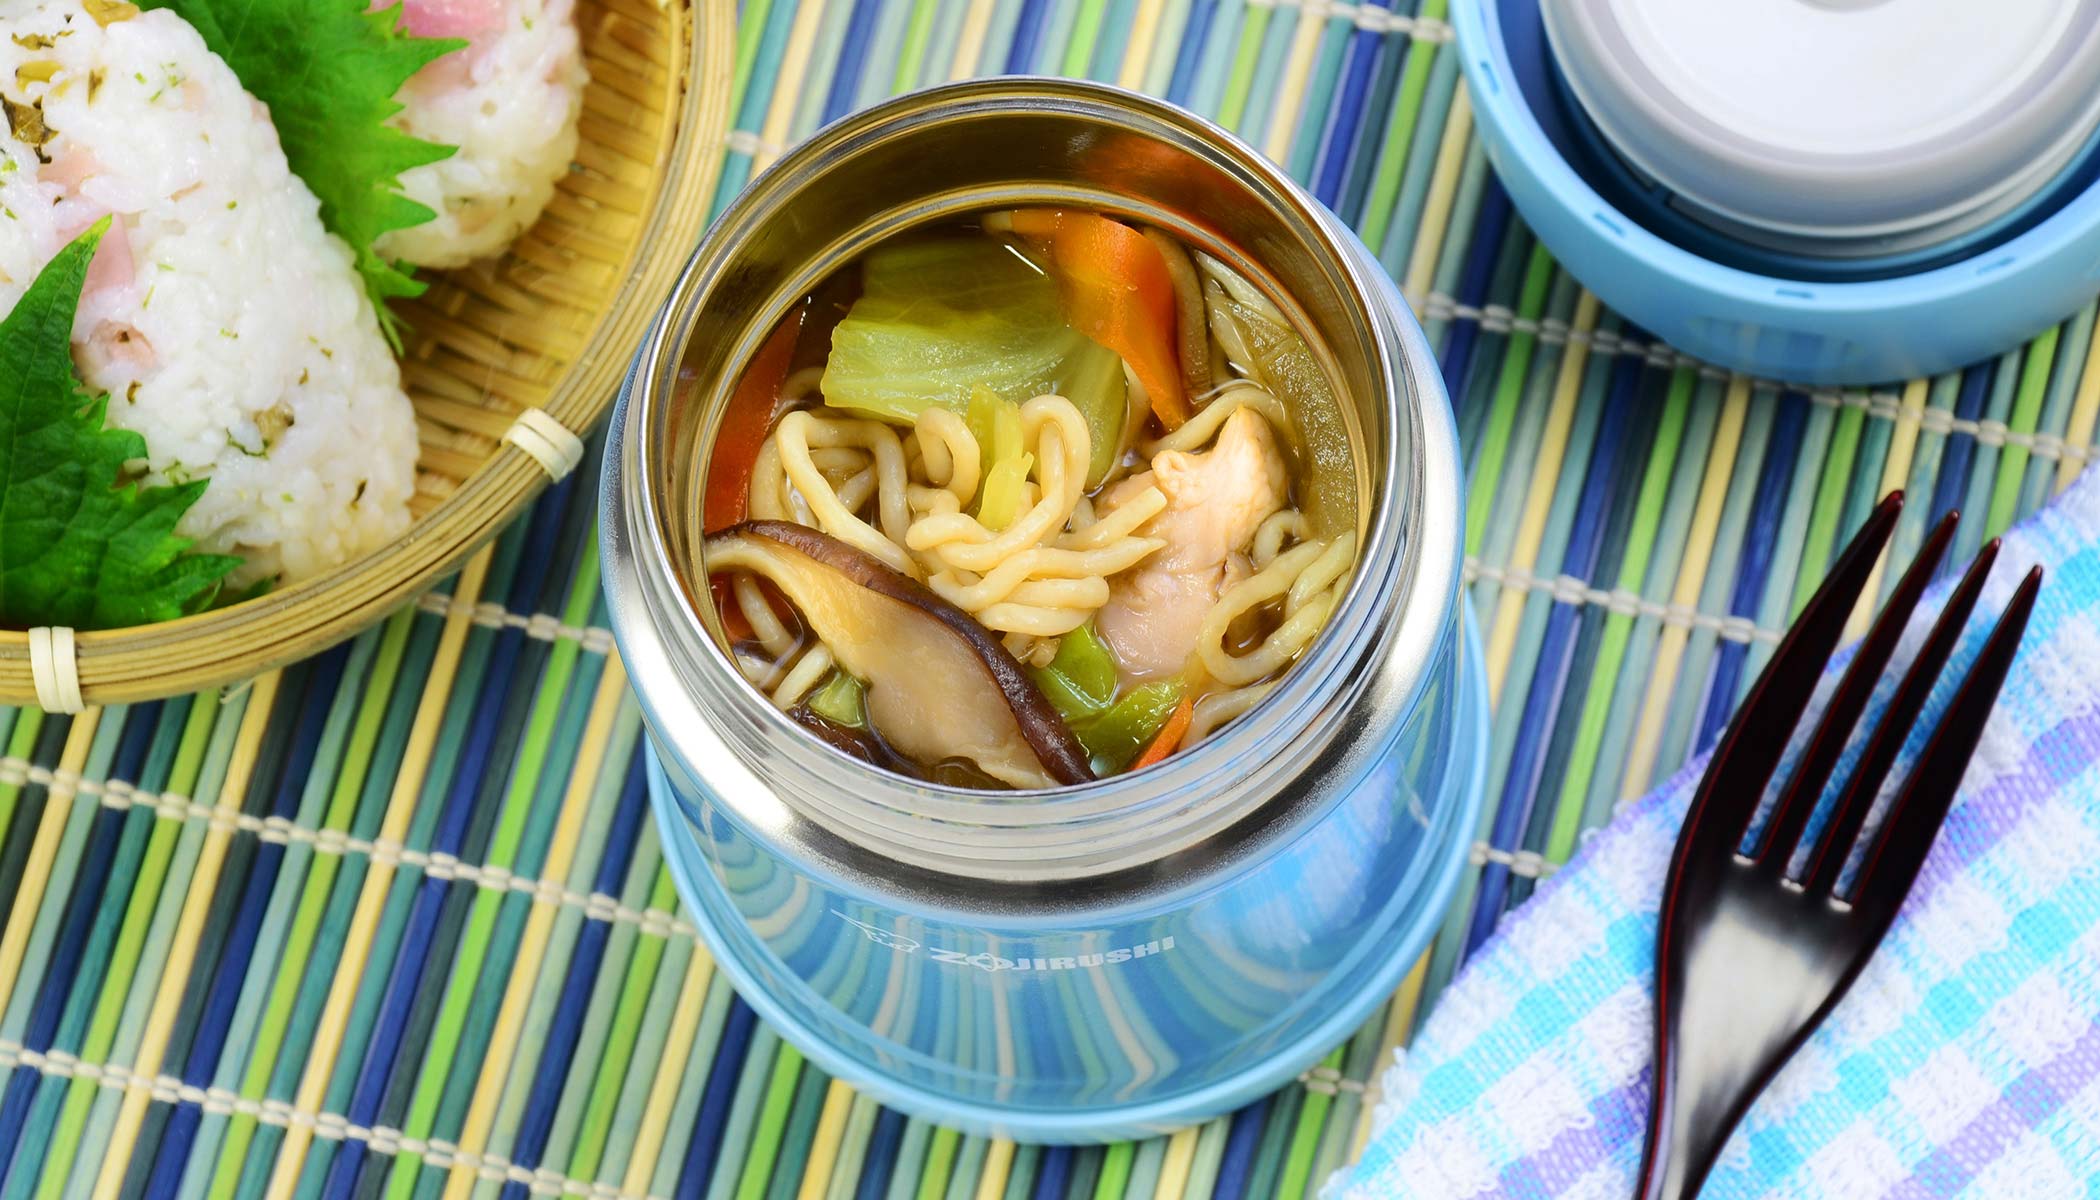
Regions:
[[1634, 492, 2042, 1200]]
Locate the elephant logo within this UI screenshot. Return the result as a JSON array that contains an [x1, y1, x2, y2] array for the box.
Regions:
[[831, 910, 920, 953]]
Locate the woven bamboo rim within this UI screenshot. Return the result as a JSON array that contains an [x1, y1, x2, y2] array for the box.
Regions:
[[0, 0, 734, 708]]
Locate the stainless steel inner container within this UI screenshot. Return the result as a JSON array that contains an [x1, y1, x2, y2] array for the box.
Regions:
[[602, 77, 1487, 1141]]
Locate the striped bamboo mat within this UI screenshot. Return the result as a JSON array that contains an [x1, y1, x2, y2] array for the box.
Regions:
[[1, 0, 2097, 1196]]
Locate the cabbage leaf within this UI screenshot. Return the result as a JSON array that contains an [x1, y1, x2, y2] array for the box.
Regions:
[[822, 236, 1129, 488]]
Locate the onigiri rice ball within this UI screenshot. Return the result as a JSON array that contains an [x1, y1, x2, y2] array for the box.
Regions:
[[377, 0, 586, 268], [0, 0, 419, 586]]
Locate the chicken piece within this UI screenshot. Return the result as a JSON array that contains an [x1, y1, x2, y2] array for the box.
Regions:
[[1096, 407, 1288, 679]]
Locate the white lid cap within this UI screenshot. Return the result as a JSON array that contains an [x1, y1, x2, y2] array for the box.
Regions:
[[1543, 0, 2100, 248]]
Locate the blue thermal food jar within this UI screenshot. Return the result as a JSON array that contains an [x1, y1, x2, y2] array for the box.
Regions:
[[601, 79, 1487, 1142]]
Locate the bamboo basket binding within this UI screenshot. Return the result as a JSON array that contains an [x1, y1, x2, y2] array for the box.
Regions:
[[0, 0, 735, 709]]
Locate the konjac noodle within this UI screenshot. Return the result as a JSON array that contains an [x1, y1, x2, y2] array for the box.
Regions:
[[699, 209, 1359, 790]]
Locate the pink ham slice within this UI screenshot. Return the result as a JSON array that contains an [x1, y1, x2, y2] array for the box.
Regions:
[[382, 0, 504, 41], [43, 152, 135, 300], [40, 145, 98, 191], [80, 218, 132, 296]]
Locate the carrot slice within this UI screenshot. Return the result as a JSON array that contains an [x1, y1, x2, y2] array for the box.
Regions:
[[704, 304, 806, 533], [1130, 692, 1194, 771], [1008, 209, 1191, 430]]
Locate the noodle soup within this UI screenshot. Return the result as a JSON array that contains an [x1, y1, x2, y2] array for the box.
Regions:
[[699, 211, 1361, 790]]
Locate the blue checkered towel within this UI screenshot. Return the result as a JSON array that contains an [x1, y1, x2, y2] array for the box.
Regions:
[[1336, 469, 2100, 1199]]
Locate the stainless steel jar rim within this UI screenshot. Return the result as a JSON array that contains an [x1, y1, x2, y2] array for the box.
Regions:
[[605, 78, 1465, 885]]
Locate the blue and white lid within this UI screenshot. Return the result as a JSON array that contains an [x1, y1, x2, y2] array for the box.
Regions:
[[1542, 0, 2100, 257]]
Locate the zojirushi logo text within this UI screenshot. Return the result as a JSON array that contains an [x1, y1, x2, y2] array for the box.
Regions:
[[830, 912, 1175, 973], [927, 938, 1177, 973]]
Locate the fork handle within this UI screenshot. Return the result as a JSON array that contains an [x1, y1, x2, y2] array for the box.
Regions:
[[1633, 1047, 1761, 1200], [1632, 1091, 1707, 1200], [1634, 1088, 1724, 1200]]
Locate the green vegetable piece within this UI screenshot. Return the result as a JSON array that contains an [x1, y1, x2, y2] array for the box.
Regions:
[[1219, 293, 1357, 542], [806, 671, 866, 729], [965, 384, 1006, 461], [988, 389, 1024, 465], [966, 386, 1008, 476], [141, 0, 463, 342], [1027, 623, 1119, 724], [0, 222, 242, 629], [977, 451, 1033, 532], [824, 237, 1127, 486], [1061, 334, 1128, 488], [967, 386, 1033, 529], [1076, 679, 1186, 774]]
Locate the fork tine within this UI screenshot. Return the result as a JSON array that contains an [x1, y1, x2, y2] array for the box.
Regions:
[[1846, 565, 2042, 907], [1685, 492, 1904, 855], [1757, 510, 1959, 869], [1801, 541, 2003, 896]]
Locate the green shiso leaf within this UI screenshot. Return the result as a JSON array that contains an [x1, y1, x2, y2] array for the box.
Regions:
[[0, 221, 242, 629], [140, 0, 463, 342]]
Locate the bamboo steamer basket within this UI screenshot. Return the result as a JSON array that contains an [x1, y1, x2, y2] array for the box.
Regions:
[[1, 0, 734, 708]]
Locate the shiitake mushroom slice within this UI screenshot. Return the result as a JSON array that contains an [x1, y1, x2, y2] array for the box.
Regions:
[[787, 709, 1015, 790], [789, 709, 917, 775], [707, 520, 1096, 789]]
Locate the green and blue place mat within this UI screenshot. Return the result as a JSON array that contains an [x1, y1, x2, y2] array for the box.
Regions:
[[0, 0, 2096, 1196]]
